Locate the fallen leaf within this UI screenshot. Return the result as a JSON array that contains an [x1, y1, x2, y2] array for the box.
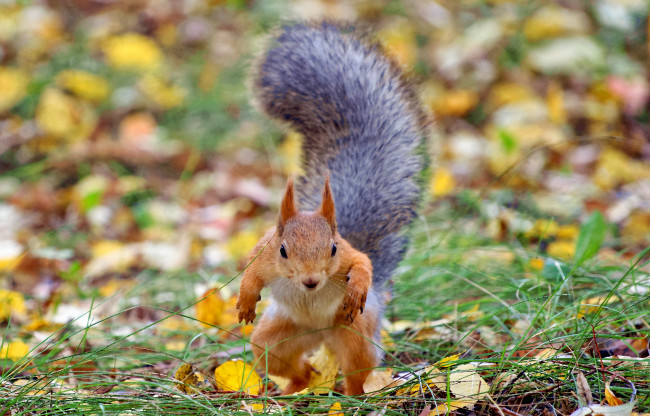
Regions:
[[430, 168, 456, 197], [139, 75, 186, 109], [363, 368, 394, 393], [279, 131, 303, 176], [306, 344, 340, 395], [428, 363, 490, 412], [35, 88, 97, 143], [0, 66, 29, 112], [175, 363, 212, 394], [547, 240, 575, 260], [103, 33, 162, 71], [226, 230, 260, 262], [0, 289, 27, 320], [605, 381, 624, 406], [196, 288, 226, 327], [55, 70, 110, 103], [214, 359, 262, 395], [0, 340, 29, 361], [523, 6, 590, 41], [432, 89, 479, 117], [378, 22, 417, 69], [329, 402, 344, 415]]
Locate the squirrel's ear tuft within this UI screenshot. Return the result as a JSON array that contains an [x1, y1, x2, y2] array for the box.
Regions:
[[319, 175, 337, 234], [279, 178, 297, 232]]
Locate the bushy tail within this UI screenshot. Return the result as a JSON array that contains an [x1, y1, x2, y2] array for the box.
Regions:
[[254, 22, 428, 287]]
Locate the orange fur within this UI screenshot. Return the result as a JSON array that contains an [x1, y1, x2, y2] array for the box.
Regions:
[[236, 178, 377, 395]]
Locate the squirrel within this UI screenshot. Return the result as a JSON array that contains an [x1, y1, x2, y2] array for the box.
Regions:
[[236, 22, 428, 395]]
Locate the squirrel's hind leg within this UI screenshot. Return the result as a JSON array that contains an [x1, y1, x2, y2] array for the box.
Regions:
[[325, 313, 382, 395], [250, 313, 322, 395]]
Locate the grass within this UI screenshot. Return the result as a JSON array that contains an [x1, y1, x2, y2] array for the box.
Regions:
[[1, 195, 648, 415]]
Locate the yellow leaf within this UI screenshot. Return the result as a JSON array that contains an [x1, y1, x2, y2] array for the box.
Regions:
[[91, 240, 124, 258], [55, 70, 110, 103], [103, 33, 162, 72], [622, 212, 650, 245], [436, 354, 461, 368], [594, 147, 650, 191], [307, 344, 339, 395], [226, 230, 260, 262], [525, 219, 559, 239], [139, 75, 186, 109], [196, 288, 225, 327], [0, 289, 26, 320], [279, 131, 303, 176], [0, 66, 28, 112], [378, 23, 417, 70], [579, 295, 620, 317], [528, 258, 545, 271], [523, 6, 590, 42], [35, 88, 97, 143], [557, 224, 579, 240], [430, 168, 456, 197], [489, 82, 534, 108], [328, 402, 344, 415], [214, 359, 262, 395], [165, 341, 186, 351], [155, 23, 178, 47], [85, 240, 138, 277], [546, 81, 566, 125], [547, 240, 575, 260], [175, 363, 212, 394], [431, 90, 479, 117], [0, 341, 29, 361]]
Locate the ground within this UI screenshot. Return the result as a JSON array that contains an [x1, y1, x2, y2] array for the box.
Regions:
[[0, 0, 649, 415]]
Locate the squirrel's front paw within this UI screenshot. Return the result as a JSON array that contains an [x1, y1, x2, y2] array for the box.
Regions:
[[236, 298, 257, 324], [341, 285, 367, 325]]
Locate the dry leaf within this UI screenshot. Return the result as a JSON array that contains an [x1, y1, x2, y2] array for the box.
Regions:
[[329, 402, 344, 415], [0, 340, 29, 361], [605, 381, 624, 406], [430, 168, 456, 197], [363, 368, 395, 394], [35, 88, 97, 143], [55, 70, 109, 103], [196, 288, 225, 327], [0, 289, 27, 320], [0, 66, 28, 112], [428, 363, 490, 412], [214, 359, 262, 395], [306, 344, 339, 395], [103, 33, 162, 71], [139, 75, 186, 109], [571, 376, 636, 416], [279, 131, 303, 176], [175, 363, 212, 394]]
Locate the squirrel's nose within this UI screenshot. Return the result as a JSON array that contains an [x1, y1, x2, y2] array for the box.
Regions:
[[302, 278, 318, 289]]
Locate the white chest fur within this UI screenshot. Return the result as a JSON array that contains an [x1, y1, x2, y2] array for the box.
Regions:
[[268, 278, 345, 328]]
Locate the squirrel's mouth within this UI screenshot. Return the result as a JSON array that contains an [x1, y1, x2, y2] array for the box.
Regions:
[[299, 276, 323, 291]]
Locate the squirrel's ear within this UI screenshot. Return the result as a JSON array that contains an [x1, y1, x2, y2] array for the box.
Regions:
[[279, 178, 297, 232], [318, 175, 337, 234]]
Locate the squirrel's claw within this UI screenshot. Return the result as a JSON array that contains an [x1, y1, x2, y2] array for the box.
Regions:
[[341, 288, 367, 325], [236, 297, 257, 324]]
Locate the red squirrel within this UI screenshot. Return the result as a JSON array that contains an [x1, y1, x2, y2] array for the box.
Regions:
[[236, 22, 428, 395]]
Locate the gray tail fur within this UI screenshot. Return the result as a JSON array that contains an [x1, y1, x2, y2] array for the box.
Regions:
[[254, 22, 428, 288]]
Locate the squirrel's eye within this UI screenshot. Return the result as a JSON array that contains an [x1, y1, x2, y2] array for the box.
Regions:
[[280, 244, 288, 259], [331, 244, 337, 257]]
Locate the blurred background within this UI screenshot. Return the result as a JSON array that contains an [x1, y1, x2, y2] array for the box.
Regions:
[[0, 0, 648, 373]]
